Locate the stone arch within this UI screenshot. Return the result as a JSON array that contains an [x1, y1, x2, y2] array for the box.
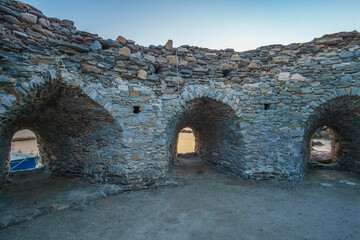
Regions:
[[177, 84, 242, 117], [0, 73, 124, 184], [166, 84, 245, 176], [301, 87, 360, 174]]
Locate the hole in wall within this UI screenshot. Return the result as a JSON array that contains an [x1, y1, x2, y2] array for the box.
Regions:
[[9, 129, 42, 172], [154, 64, 161, 74], [133, 106, 141, 114], [222, 69, 231, 77], [264, 103, 275, 110]]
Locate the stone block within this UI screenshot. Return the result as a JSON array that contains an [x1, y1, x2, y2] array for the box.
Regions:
[[273, 56, 289, 64], [157, 56, 167, 64], [278, 72, 291, 81], [19, 13, 38, 24], [90, 40, 102, 51], [137, 70, 147, 80], [165, 40, 173, 51], [3, 15, 20, 24], [118, 47, 131, 58], [290, 73, 305, 81], [116, 36, 127, 45], [38, 18, 50, 29], [247, 61, 260, 70], [315, 37, 343, 46], [184, 54, 196, 62], [144, 55, 155, 63], [205, 52, 217, 57], [167, 56, 178, 65]]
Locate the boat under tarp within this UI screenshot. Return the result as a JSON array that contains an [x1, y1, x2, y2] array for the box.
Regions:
[[10, 151, 41, 171]]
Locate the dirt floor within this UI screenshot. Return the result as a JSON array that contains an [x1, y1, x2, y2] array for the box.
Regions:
[[1, 157, 359, 240]]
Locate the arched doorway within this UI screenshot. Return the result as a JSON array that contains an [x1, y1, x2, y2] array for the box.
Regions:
[[168, 97, 244, 175], [0, 82, 123, 184], [9, 129, 42, 172], [303, 95, 360, 174]]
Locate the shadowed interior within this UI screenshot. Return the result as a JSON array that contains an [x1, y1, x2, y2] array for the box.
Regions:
[[303, 96, 360, 173], [168, 97, 244, 175], [0, 83, 123, 183]]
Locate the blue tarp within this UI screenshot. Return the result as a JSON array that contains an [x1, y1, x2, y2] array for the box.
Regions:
[[10, 151, 40, 171]]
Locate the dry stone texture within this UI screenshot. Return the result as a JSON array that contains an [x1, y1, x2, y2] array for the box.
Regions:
[[0, 0, 360, 186]]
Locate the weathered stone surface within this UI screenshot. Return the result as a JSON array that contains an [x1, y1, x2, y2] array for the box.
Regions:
[[156, 56, 167, 64], [90, 40, 102, 51], [220, 63, 234, 70], [38, 18, 50, 28], [231, 53, 241, 61], [3, 15, 20, 24], [165, 40, 173, 51], [129, 91, 140, 96], [13, 31, 28, 38], [116, 36, 127, 45], [144, 55, 155, 63], [19, 13, 37, 24], [0, 0, 360, 189], [315, 37, 343, 46], [32, 56, 59, 64], [1, 95, 16, 108], [118, 47, 131, 58], [273, 56, 289, 64], [247, 61, 260, 70], [167, 55, 178, 65], [197, 60, 207, 66], [32, 25, 55, 37], [137, 70, 147, 80], [61, 19, 74, 27], [290, 73, 306, 81], [82, 63, 102, 73], [280, 50, 293, 56], [0, 4, 20, 17], [0, 76, 16, 86], [177, 47, 188, 54], [205, 52, 216, 57], [278, 72, 291, 81], [184, 54, 196, 62], [179, 60, 188, 66]]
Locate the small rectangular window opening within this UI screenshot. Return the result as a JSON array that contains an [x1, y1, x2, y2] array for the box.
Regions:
[[133, 106, 140, 114], [264, 104, 271, 110]]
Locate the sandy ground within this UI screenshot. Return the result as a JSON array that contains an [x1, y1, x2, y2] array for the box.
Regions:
[[11, 129, 39, 155], [1, 157, 359, 240], [177, 129, 195, 154]]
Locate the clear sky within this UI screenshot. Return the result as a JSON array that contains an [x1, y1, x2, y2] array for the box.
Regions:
[[23, 0, 360, 51]]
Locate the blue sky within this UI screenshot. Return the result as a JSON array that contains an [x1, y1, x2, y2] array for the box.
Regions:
[[23, 0, 360, 51]]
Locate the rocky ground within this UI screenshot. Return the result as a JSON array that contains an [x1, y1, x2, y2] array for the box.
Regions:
[[0, 157, 359, 240]]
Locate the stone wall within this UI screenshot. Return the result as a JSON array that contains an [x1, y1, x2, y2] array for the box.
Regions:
[[0, 0, 359, 185]]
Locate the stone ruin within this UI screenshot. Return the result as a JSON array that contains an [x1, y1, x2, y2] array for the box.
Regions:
[[0, 0, 359, 187]]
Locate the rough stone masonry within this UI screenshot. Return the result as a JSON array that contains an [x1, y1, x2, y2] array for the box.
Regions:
[[0, 0, 359, 186]]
